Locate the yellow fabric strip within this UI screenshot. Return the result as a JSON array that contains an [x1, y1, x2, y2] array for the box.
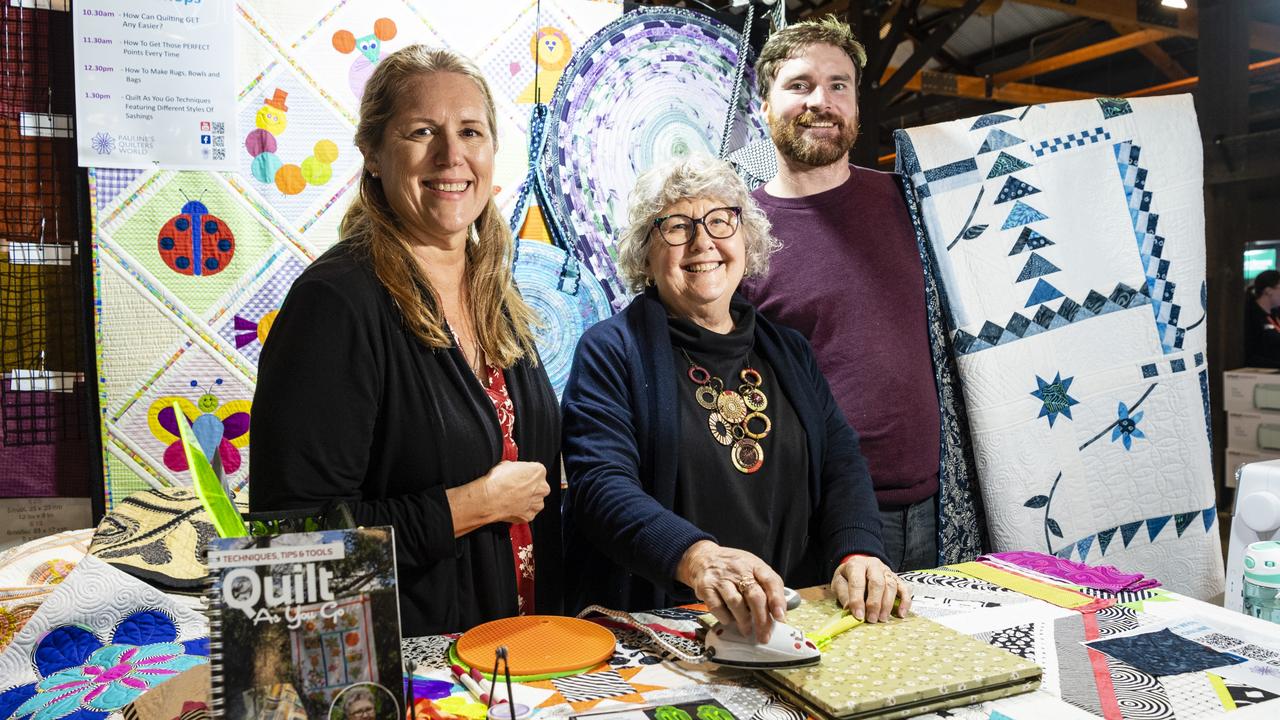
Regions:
[[1206, 673, 1236, 711], [948, 561, 1098, 608]]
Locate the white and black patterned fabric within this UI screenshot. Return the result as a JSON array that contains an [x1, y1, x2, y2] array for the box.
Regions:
[[1106, 658, 1172, 720], [549, 669, 634, 703]]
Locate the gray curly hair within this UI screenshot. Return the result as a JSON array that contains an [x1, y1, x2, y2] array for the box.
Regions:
[[341, 686, 376, 714], [615, 154, 780, 293]]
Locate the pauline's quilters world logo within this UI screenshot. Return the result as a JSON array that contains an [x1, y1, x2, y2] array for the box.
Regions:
[[91, 131, 115, 155]]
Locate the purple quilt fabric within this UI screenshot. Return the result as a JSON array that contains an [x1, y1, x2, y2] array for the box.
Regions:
[[983, 550, 1160, 593]]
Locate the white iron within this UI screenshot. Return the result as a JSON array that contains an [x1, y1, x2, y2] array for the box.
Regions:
[[1226, 459, 1280, 612], [704, 620, 821, 669]]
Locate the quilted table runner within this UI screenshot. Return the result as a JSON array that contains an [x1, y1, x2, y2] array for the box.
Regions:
[[895, 95, 1221, 599]]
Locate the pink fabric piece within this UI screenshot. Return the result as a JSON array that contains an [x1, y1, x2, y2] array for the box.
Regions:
[[982, 550, 1161, 593], [83, 685, 107, 703]]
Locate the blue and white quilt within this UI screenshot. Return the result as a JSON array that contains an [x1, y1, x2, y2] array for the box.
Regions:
[[895, 95, 1222, 599]]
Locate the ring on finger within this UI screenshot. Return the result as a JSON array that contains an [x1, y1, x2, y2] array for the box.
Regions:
[[736, 575, 757, 594]]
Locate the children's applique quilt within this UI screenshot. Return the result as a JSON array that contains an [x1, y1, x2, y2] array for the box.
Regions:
[[90, 1, 779, 506], [894, 95, 1222, 599], [89, 1, 629, 509]]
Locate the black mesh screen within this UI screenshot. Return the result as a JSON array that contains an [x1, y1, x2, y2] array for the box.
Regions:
[[0, 3, 94, 501]]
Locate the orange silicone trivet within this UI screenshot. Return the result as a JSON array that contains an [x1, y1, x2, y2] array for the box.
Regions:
[[455, 615, 616, 676]]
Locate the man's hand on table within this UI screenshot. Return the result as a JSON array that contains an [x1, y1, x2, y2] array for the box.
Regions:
[[832, 554, 912, 623]]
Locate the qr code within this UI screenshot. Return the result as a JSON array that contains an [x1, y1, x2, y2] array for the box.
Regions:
[[213, 148, 225, 160], [1237, 643, 1280, 665], [1199, 632, 1245, 650], [213, 136, 224, 147], [212, 121, 225, 135]]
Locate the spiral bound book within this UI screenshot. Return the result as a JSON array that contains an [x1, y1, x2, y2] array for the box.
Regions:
[[757, 599, 1040, 720], [206, 527, 403, 720]]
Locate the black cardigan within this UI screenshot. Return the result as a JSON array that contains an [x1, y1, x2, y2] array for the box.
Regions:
[[249, 243, 562, 636]]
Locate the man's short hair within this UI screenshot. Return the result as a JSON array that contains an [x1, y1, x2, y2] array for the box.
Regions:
[[755, 15, 868, 101]]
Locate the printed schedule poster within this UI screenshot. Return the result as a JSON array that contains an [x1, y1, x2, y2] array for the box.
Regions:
[[74, 0, 236, 170]]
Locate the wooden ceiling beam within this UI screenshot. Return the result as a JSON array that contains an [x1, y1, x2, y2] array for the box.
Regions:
[[885, 66, 1096, 103], [991, 28, 1171, 85], [880, 0, 985, 99], [1007, 0, 1195, 36], [867, 0, 919, 82], [1007, 0, 1280, 55], [916, 0, 1004, 16], [1020, 18, 1094, 62], [1127, 55, 1280, 97], [881, 93, 1004, 124], [1252, 19, 1280, 56], [1110, 22, 1190, 81], [1134, 43, 1192, 81]]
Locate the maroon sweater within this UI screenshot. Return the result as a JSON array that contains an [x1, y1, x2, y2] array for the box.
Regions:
[[743, 165, 940, 507]]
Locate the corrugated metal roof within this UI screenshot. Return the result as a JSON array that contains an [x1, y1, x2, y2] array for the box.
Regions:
[[934, 2, 1078, 60]]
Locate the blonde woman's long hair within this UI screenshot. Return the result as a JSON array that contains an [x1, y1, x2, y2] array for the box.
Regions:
[[341, 45, 539, 367]]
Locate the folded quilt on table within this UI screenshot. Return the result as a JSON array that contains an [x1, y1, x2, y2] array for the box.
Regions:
[[895, 95, 1222, 600]]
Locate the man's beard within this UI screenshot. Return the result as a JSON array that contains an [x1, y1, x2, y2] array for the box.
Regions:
[[768, 110, 859, 167]]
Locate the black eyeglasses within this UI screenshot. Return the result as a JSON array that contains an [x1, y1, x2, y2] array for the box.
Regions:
[[652, 206, 741, 246]]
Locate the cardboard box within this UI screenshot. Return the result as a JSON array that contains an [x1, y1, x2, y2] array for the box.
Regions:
[[1224, 367, 1280, 414], [1227, 410, 1280, 453], [1226, 448, 1280, 488]]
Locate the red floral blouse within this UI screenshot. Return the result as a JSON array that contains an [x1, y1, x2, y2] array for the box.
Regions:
[[483, 364, 535, 614]]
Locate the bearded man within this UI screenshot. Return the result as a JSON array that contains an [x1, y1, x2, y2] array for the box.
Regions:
[[740, 16, 984, 571]]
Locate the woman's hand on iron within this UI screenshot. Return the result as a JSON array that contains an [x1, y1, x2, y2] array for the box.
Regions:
[[832, 554, 911, 623], [676, 540, 786, 644], [481, 460, 550, 524]]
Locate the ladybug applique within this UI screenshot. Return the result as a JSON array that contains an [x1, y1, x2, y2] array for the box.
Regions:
[[158, 199, 235, 276]]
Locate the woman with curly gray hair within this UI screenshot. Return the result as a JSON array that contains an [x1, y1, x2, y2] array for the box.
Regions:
[[338, 686, 377, 720], [613, 155, 778, 295], [562, 154, 904, 646]]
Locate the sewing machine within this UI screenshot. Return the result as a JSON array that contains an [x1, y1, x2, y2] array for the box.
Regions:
[[1227, 459, 1280, 612]]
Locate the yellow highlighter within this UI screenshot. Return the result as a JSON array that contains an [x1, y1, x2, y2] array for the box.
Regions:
[[806, 609, 863, 651], [805, 596, 904, 650]]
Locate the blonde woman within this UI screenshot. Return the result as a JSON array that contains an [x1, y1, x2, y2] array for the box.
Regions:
[[251, 46, 561, 635]]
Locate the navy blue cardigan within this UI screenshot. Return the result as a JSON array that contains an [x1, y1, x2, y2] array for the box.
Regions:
[[561, 288, 886, 612]]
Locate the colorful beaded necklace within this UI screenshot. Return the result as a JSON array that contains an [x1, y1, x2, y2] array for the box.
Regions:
[[680, 349, 771, 473]]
